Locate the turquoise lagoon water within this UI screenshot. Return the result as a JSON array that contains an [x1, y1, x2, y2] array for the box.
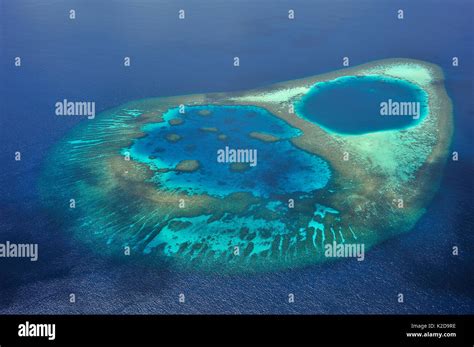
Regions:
[[295, 75, 429, 135], [128, 105, 331, 198]]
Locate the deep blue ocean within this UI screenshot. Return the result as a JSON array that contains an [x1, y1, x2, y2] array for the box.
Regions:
[[0, 0, 472, 313]]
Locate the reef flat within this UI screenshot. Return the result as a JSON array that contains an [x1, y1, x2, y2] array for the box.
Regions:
[[39, 59, 453, 273]]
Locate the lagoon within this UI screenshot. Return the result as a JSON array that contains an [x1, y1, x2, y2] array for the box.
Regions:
[[294, 75, 429, 135], [128, 105, 331, 198]]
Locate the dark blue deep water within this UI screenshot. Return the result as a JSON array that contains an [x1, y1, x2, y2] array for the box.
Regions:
[[296, 75, 429, 134], [0, 0, 472, 314]]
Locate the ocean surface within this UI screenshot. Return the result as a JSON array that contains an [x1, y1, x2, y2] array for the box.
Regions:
[[0, 0, 473, 314]]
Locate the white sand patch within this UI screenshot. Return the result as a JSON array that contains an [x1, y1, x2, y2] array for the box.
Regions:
[[379, 64, 433, 87], [230, 87, 309, 103]]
